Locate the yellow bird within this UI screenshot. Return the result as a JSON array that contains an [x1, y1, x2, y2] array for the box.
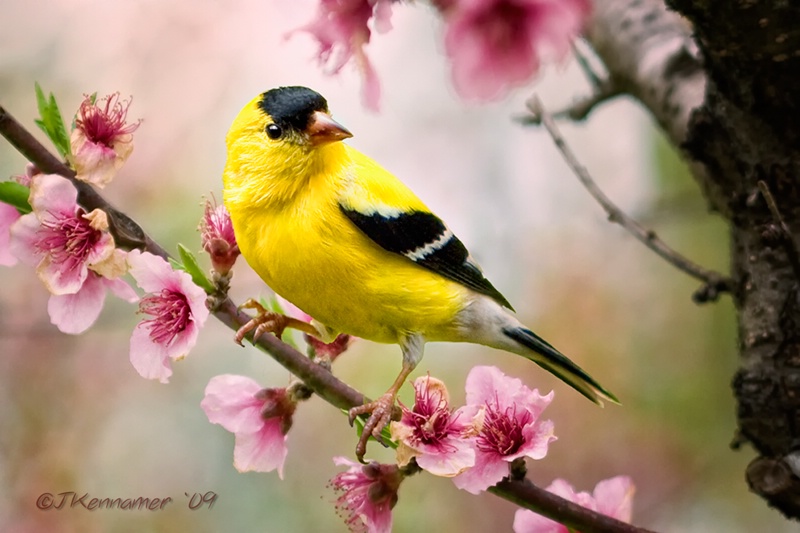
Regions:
[[223, 86, 618, 460]]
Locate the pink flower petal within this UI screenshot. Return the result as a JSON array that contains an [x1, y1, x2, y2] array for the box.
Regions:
[[0, 203, 21, 266], [514, 418, 556, 461], [104, 275, 139, 303], [440, 0, 589, 101], [164, 321, 201, 361], [47, 272, 107, 334], [293, 0, 393, 111], [358, 50, 382, 111], [28, 174, 78, 218], [180, 280, 210, 329], [594, 476, 635, 523], [9, 212, 44, 266], [416, 445, 475, 477], [201, 374, 265, 434], [127, 249, 182, 293], [129, 323, 173, 383], [512, 507, 561, 533], [233, 418, 289, 477], [452, 451, 509, 494], [465, 365, 523, 408], [38, 253, 89, 295]]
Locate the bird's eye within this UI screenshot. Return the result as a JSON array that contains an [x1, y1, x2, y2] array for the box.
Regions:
[[266, 124, 283, 140]]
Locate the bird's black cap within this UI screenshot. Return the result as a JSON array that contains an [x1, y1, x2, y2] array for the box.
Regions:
[[258, 86, 329, 133]]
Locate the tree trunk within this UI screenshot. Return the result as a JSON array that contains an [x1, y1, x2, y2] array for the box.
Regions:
[[588, 0, 800, 518]]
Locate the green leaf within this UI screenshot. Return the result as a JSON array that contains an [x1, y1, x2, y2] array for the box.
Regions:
[[33, 82, 72, 161], [168, 257, 184, 271], [177, 243, 214, 293], [0, 182, 31, 214], [347, 410, 398, 450]]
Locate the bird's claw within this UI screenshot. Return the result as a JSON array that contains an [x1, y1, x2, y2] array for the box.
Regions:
[[234, 298, 289, 346], [349, 393, 396, 463]]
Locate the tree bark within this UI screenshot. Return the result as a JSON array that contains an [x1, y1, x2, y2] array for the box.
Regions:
[[588, 0, 800, 518]]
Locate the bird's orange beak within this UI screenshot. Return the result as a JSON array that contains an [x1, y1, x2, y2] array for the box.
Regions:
[[307, 111, 353, 145]]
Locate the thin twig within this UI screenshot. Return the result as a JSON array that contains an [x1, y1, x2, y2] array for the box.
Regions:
[[527, 96, 733, 303], [0, 103, 654, 533], [757, 180, 800, 283], [516, 85, 623, 125], [517, 43, 621, 126]]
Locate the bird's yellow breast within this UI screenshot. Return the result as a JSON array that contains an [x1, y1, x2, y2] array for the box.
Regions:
[[224, 143, 468, 344]]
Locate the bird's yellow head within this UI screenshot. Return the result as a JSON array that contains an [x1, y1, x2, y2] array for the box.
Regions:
[[223, 86, 353, 210]]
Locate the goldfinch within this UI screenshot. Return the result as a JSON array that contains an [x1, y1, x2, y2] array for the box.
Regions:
[[223, 86, 618, 460]]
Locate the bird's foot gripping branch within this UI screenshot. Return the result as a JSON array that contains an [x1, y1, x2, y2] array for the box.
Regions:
[[0, 87, 651, 533]]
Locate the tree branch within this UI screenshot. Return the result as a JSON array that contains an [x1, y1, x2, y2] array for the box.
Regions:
[[491, 479, 652, 533], [528, 96, 732, 302], [0, 102, 654, 533]]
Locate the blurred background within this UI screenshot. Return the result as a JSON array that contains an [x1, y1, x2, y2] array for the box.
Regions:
[[0, 1, 785, 531]]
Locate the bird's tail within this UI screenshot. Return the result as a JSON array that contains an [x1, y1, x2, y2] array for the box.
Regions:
[[502, 326, 620, 406]]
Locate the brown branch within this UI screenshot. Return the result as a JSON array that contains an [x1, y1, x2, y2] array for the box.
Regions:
[[491, 479, 654, 533], [527, 96, 733, 303], [0, 102, 654, 533]]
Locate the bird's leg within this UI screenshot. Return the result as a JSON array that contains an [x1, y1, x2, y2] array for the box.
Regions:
[[349, 335, 424, 462], [234, 298, 319, 346]]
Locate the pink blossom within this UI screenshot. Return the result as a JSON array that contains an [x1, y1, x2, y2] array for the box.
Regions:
[[453, 366, 556, 494], [8, 174, 136, 333], [10, 174, 120, 294], [294, 0, 394, 110], [0, 202, 21, 266], [199, 197, 239, 275], [330, 457, 402, 533], [438, 0, 590, 100], [513, 476, 635, 532], [70, 93, 141, 187], [201, 375, 295, 476], [390, 376, 475, 477], [127, 250, 209, 383]]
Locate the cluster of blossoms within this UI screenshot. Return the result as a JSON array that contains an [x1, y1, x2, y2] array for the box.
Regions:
[[0, 94, 227, 384], [330, 366, 634, 532], [294, 0, 590, 109], [393, 366, 555, 493]]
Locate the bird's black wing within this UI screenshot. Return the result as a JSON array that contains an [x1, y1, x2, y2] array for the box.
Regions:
[[340, 205, 513, 310]]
